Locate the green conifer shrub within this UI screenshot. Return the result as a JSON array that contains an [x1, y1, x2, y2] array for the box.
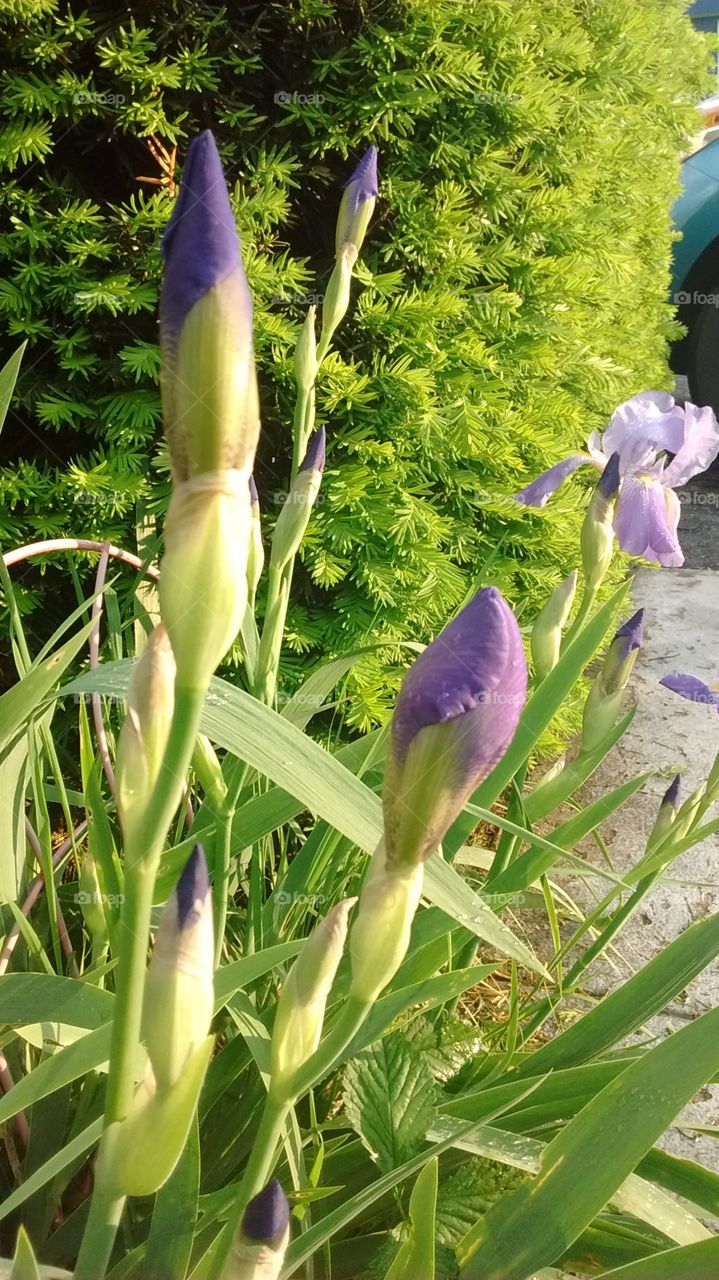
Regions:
[[0, 0, 709, 726]]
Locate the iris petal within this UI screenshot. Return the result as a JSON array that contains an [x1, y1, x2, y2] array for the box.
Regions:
[[516, 454, 590, 506], [603, 391, 685, 468], [660, 673, 719, 713], [613, 473, 683, 566], [662, 401, 719, 488]]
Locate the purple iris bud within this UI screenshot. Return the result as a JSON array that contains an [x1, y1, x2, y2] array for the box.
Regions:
[[242, 1179, 290, 1245], [662, 774, 681, 810], [598, 451, 621, 498], [161, 131, 247, 354], [384, 587, 527, 865], [345, 145, 379, 208], [176, 842, 210, 930], [660, 673, 719, 713], [299, 425, 326, 474], [601, 608, 645, 695], [614, 608, 645, 656], [249, 475, 259, 508], [335, 145, 379, 256]]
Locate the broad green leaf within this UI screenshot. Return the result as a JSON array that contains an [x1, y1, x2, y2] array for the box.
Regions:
[[0, 617, 96, 753], [213, 941, 303, 1010], [0, 731, 31, 903], [344, 1033, 437, 1173], [385, 1158, 438, 1280], [0, 973, 114, 1030], [0, 1025, 113, 1125], [10, 1229, 40, 1280], [513, 911, 719, 1077], [0, 1119, 102, 1223], [486, 772, 651, 896], [144, 1113, 200, 1280], [458, 1005, 719, 1279], [0, 343, 25, 434], [598, 1239, 719, 1279]]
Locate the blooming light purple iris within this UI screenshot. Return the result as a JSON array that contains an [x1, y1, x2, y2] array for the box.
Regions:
[[660, 672, 719, 714], [160, 130, 250, 354], [516, 392, 719, 567]]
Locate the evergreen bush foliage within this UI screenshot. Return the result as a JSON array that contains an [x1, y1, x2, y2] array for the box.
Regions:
[[0, 0, 709, 727]]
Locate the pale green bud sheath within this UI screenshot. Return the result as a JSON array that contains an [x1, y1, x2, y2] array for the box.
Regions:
[[294, 305, 318, 395], [247, 475, 264, 610], [580, 451, 620, 596], [270, 898, 355, 1099], [530, 570, 577, 679], [317, 146, 378, 363], [581, 609, 644, 753], [348, 846, 423, 1003], [142, 842, 215, 1092], [115, 623, 176, 860], [192, 731, 228, 809]]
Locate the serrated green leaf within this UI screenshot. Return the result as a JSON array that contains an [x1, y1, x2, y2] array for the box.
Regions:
[[344, 1033, 437, 1174]]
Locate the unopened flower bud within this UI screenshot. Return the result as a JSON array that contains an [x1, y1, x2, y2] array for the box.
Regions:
[[269, 427, 325, 573], [383, 588, 527, 868], [160, 131, 259, 482], [108, 1036, 213, 1198], [530, 571, 577, 679], [222, 1180, 291, 1280], [349, 850, 423, 1003], [294, 306, 318, 394], [581, 608, 644, 752], [647, 774, 680, 851], [247, 475, 264, 607], [78, 850, 106, 940], [115, 624, 176, 855], [270, 899, 355, 1096], [192, 733, 227, 808], [160, 473, 251, 690], [580, 452, 620, 593], [335, 146, 378, 259], [143, 843, 214, 1092], [672, 782, 707, 842]]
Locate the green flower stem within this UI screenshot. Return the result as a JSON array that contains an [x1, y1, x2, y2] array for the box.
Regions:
[[563, 582, 597, 647], [214, 994, 370, 1275], [212, 797, 236, 970], [75, 684, 205, 1280], [254, 563, 291, 705]]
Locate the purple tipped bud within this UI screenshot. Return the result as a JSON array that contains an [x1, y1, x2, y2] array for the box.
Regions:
[[299, 426, 326, 474], [158, 130, 259, 482], [176, 843, 210, 930], [335, 145, 379, 257], [582, 453, 620, 592], [660, 672, 719, 713], [250, 475, 259, 509], [161, 130, 246, 352], [615, 608, 645, 654], [662, 774, 681, 810], [598, 451, 621, 499], [384, 587, 527, 865], [242, 1180, 290, 1245]]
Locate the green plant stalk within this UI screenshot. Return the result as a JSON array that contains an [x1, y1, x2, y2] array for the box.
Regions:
[[75, 684, 205, 1280], [212, 798, 235, 969], [254, 563, 291, 705], [213, 995, 370, 1273]]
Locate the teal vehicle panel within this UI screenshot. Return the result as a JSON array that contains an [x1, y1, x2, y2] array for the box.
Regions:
[[672, 138, 719, 296]]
